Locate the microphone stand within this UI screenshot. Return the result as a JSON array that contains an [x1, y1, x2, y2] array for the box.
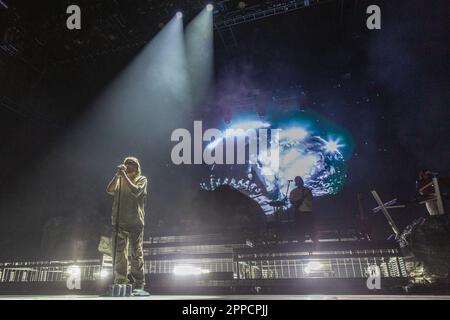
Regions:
[[112, 175, 121, 291], [285, 180, 292, 203], [284, 180, 292, 225]]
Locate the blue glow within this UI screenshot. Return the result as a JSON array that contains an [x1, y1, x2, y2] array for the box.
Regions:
[[280, 127, 309, 140], [200, 112, 353, 214], [229, 120, 271, 131], [206, 120, 270, 150]]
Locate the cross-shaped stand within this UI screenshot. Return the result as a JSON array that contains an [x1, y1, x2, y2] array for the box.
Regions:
[[371, 190, 402, 239]]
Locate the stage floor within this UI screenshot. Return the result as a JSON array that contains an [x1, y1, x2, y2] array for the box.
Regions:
[[1, 294, 450, 300]]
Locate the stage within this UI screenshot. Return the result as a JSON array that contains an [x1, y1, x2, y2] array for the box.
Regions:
[[1, 294, 450, 300]]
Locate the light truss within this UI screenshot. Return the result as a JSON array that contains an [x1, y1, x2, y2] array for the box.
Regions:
[[214, 0, 335, 30]]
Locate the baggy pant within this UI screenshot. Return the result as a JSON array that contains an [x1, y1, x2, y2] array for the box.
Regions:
[[112, 225, 145, 289]]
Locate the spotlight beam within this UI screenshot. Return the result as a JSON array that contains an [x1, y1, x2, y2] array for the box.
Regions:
[[185, 7, 214, 108]]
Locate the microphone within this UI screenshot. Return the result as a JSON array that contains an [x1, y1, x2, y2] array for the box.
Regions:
[[116, 164, 126, 176], [288, 179, 293, 182]]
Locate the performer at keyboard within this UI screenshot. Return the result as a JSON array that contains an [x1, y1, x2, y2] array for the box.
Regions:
[[289, 176, 317, 243], [416, 170, 440, 216], [106, 156, 149, 295]]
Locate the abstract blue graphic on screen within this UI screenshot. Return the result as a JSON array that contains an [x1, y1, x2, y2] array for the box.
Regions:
[[200, 111, 353, 214]]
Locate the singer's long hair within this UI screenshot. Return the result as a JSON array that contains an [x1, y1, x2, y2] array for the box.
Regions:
[[123, 156, 141, 177]]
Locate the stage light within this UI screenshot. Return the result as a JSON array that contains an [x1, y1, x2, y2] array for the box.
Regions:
[[100, 270, 109, 279], [176, 11, 183, 18], [206, 4, 214, 11], [67, 265, 81, 276], [304, 261, 322, 274], [238, 1, 247, 9], [173, 265, 210, 276], [185, 5, 214, 108]]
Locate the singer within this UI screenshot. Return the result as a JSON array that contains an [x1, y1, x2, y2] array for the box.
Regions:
[[106, 156, 149, 295]]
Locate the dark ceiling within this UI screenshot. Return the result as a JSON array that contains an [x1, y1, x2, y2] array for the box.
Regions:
[[0, 0, 336, 69]]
